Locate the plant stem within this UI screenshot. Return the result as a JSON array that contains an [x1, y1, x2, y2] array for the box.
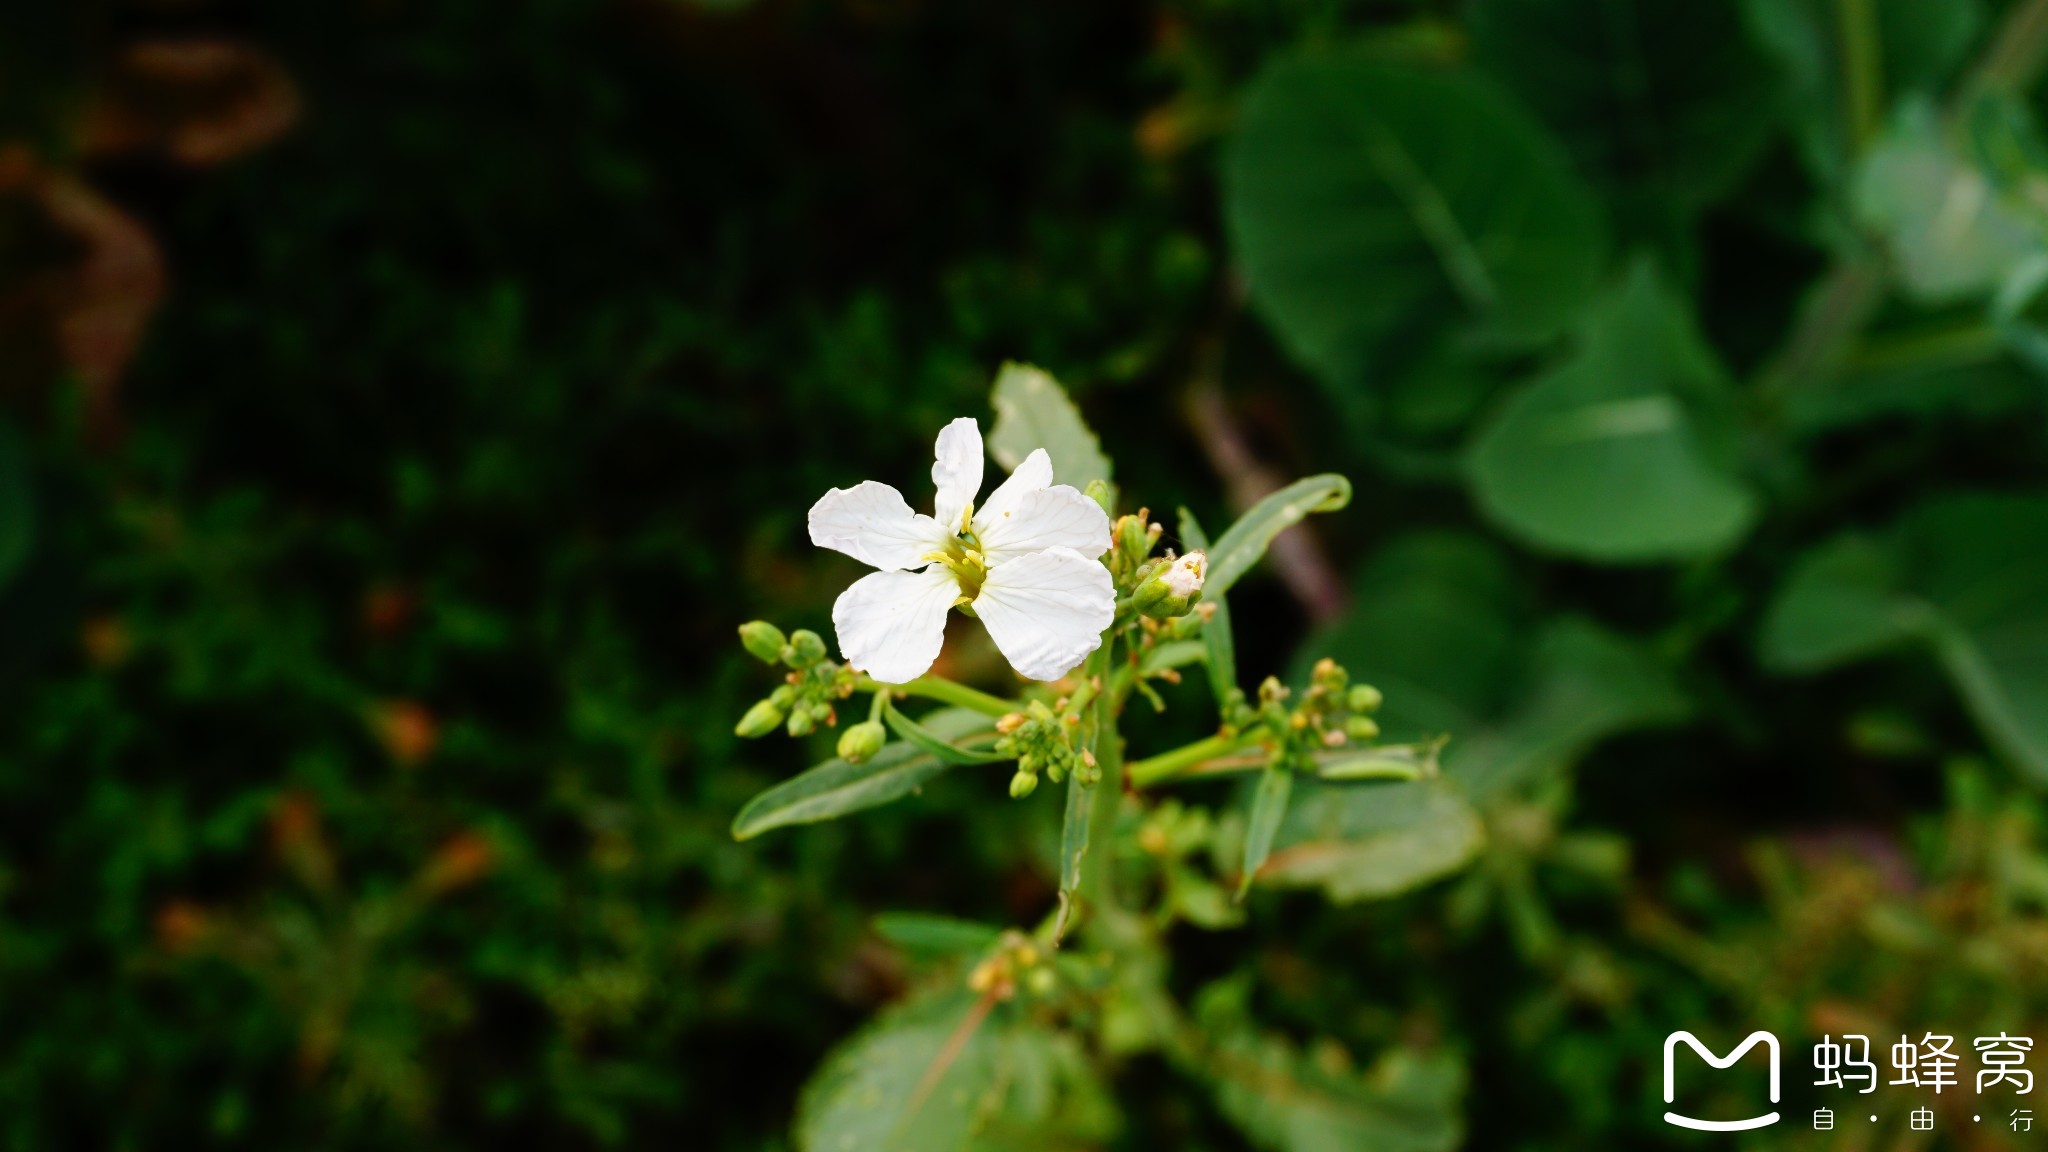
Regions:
[[856, 675, 1016, 717], [1836, 0, 1883, 154], [1127, 731, 1263, 789], [1966, 0, 2048, 100]]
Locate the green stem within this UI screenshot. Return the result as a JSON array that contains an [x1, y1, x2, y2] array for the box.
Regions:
[[1076, 644, 1122, 914], [1836, 0, 1882, 155], [1127, 731, 1263, 789], [856, 675, 1016, 717], [1966, 0, 2048, 99]]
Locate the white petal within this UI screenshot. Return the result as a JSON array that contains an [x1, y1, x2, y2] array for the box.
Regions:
[[930, 417, 984, 532], [832, 566, 960, 684], [977, 485, 1112, 566], [973, 546, 1114, 681], [974, 448, 1053, 528], [809, 481, 953, 570]]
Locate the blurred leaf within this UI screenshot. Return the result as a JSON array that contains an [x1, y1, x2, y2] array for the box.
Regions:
[[1449, 617, 1692, 802], [882, 698, 1010, 765], [1239, 762, 1294, 897], [872, 914, 1003, 962], [1263, 780, 1483, 904], [1198, 995, 1465, 1152], [987, 362, 1112, 491], [1746, 0, 1984, 182], [1471, 0, 1780, 208], [731, 709, 989, 839], [1761, 493, 2048, 781], [1178, 508, 1238, 709], [1206, 475, 1351, 599], [1853, 100, 2045, 303], [1467, 261, 1757, 561], [1139, 640, 1206, 675], [1224, 50, 1607, 389], [1057, 773, 1092, 937]]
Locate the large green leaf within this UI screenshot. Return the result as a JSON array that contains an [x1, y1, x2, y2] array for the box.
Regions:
[[795, 991, 1116, 1152], [1466, 262, 1757, 562], [1224, 51, 1607, 389], [1760, 493, 2048, 781], [987, 362, 1113, 492], [1239, 762, 1295, 898], [731, 708, 990, 839], [1206, 475, 1352, 600], [1471, 0, 1781, 209]]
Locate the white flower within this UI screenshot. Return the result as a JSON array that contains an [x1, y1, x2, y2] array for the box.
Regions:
[[808, 417, 1114, 683], [1162, 552, 1206, 597]]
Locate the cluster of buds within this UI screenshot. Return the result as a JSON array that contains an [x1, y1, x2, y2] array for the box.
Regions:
[[966, 930, 1058, 1000], [992, 679, 1100, 798], [734, 621, 857, 738], [1102, 506, 1207, 622], [1252, 658, 1384, 766]]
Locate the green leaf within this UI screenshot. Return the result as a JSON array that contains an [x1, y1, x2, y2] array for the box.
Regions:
[[1056, 773, 1092, 937], [1470, 0, 1781, 209], [1760, 493, 2048, 781], [1239, 763, 1294, 898], [1206, 475, 1352, 599], [873, 913, 1004, 962], [1140, 640, 1207, 676], [883, 697, 1011, 764], [1178, 508, 1238, 709], [1853, 100, 2045, 304], [1224, 51, 1607, 391], [1198, 994, 1465, 1152], [987, 362, 1112, 491], [1262, 780, 1483, 904], [731, 708, 990, 839], [795, 992, 1117, 1152], [1466, 261, 1757, 562], [0, 420, 35, 589]]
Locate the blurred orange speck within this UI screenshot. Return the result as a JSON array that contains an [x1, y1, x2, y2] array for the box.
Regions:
[[372, 700, 439, 765], [420, 831, 496, 895], [155, 900, 209, 953]]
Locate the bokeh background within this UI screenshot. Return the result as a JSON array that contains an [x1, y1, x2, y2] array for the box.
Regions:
[[5, 0, 2048, 1148]]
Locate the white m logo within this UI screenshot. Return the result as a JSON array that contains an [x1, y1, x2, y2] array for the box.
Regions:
[[1663, 1031, 1781, 1132]]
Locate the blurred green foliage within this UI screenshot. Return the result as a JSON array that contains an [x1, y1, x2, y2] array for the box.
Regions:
[[5, 0, 2048, 1148]]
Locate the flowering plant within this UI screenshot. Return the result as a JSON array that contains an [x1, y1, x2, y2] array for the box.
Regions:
[[731, 365, 1461, 1150]]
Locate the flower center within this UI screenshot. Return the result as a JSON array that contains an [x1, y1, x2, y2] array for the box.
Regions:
[[922, 506, 988, 603]]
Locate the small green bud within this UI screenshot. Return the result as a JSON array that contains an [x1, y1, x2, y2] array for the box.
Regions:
[[787, 629, 828, 667], [1025, 966, 1056, 996], [770, 684, 797, 708], [1134, 551, 1207, 620], [787, 709, 816, 737], [738, 621, 787, 664], [1009, 771, 1038, 798], [1345, 715, 1380, 741], [837, 720, 887, 763], [809, 701, 835, 724], [1083, 479, 1113, 515], [735, 699, 785, 738], [1346, 684, 1383, 713]]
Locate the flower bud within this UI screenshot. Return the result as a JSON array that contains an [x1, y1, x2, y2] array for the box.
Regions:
[[787, 629, 828, 667], [1009, 770, 1038, 798], [837, 720, 887, 763], [735, 699, 785, 738], [1084, 479, 1113, 514], [738, 621, 787, 664], [1346, 684, 1383, 713], [1134, 551, 1206, 620], [1345, 715, 1380, 741], [786, 709, 816, 737]]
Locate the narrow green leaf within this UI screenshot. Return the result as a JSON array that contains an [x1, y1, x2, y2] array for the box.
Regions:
[[1140, 640, 1207, 676], [1262, 780, 1484, 904], [1056, 774, 1093, 937], [987, 362, 1113, 491], [731, 708, 989, 839], [872, 913, 1003, 961], [1179, 508, 1238, 710], [1206, 476, 1352, 600], [1238, 763, 1294, 898], [1467, 262, 1757, 562], [882, 697, 1010, 765]]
